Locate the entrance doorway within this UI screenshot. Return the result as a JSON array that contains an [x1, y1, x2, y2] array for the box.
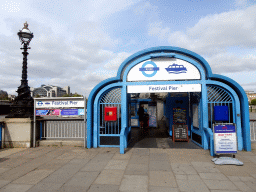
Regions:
[[127, 92, 202, 149]]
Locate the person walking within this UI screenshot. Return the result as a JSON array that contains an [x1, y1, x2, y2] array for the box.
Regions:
[[138, 104, 144, 129]]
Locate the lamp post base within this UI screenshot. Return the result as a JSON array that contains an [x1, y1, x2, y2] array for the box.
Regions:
[[6, 87, 34, 118]]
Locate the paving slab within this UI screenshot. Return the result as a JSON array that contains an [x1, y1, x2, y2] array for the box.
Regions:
[[149, 171, 177, 187], [132, 148, 150, 156], [0, 148, 27, 158], [150, 153, 169, 161], [113, 152, 132, 160], [149, 160, 171, 171], [94, 170, 124, 185], [191, 162, 220, 173], [231, 181, 255, 192], [0, 169, 9, 175], [119, 175, 148, 192], [149, 186, 180, 192], [125, 163, 148, 175], [203, 180, 238, 190], [80, 161, 108, 172], [75, 152, 98, 159], [0, 156, 31, 169], [0, 180, 10, 189], [91, 153, 115, 163], [57, 185, 87, 192], [171, 163, 197, 175], [0, 183, 33, 192], [36, 159, 71, 171], [62, 171, 99, 190], [129, 155, 149, 164], [104, 159, 129, 170], [26, 182, 63, 192], [11, 170, 54, 185], [0, 166, 36, 181], [199, 173, 229, 181], [87, 184, 120, 192]]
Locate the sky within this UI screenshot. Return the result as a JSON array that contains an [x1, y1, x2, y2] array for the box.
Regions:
[[0, 0, 256, 98]]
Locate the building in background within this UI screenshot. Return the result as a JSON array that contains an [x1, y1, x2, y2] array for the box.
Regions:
[[31, 85, 70, 98], [245, 91, 256, 103]]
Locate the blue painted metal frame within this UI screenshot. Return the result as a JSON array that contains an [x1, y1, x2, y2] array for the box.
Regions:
[[0, 122, 3, 149], [86, 46, 251, 154], [93, 83, 122, 148]]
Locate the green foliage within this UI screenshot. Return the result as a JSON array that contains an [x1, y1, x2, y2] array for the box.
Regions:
[[72, 93, 82, 97], [62, 93, 83, 97], [251, 99, 256, 105], [62, 94, 71, 97]]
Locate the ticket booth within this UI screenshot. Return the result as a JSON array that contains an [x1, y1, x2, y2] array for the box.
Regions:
[[86, 46, 251, 156]]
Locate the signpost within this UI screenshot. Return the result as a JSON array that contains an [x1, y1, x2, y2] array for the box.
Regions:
[[33, 97, 86, 147], [213, 124, 237, 155]]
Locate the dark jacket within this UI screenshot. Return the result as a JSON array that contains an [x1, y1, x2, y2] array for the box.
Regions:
[[138, 106, 144, 121]]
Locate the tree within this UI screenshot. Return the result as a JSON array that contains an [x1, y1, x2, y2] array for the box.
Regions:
[[251, 99, 256, 105]]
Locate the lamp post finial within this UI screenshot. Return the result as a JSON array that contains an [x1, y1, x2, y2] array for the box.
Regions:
[[23, 21, 28, 30]]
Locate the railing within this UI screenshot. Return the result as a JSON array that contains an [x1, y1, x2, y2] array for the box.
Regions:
[[39, 119, 85, 139], [250, 120, 256, 141]]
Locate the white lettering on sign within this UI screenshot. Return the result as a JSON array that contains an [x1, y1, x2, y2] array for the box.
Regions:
[[127, 84, 201, 93]]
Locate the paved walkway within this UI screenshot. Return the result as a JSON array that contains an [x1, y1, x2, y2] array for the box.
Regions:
[[0, 144, 256, 192]]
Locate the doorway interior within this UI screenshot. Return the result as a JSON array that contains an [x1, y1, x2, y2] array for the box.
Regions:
[[128, 92, 202, 149]]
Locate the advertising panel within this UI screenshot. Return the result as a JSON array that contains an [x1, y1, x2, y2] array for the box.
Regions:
[[78, 109, 84, 115], [61, 109, 78, 116], [214, 124, 237, 154], [36, 109, 60, 116]]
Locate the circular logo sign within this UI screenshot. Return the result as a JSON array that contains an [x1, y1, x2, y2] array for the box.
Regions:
[[139, 61, 159, 77]]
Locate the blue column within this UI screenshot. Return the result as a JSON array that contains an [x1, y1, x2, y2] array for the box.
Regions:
[[201, 83, 209, 150], [121, 85, 127, 152], [40, 121, 43, 140], [0, 123, 3, 149]]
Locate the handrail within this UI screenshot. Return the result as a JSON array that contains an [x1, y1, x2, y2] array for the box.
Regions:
[[204, 127, 215, 156]]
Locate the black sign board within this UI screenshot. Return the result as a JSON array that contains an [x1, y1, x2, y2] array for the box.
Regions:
[[172, 124, 188, 142]]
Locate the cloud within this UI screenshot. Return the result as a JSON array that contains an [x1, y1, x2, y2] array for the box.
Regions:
[[148, 4, 256, 74], [0, 17, 122, 97], [149, 5, 256, 55], [104, 52, 131, 70]]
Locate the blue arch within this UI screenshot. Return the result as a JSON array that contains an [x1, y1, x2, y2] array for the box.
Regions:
[[86, 46, 251, 152]]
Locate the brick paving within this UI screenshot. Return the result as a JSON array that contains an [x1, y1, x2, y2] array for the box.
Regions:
[[0, 144, 255, 192]]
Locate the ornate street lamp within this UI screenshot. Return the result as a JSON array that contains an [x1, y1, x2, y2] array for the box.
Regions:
[[7, 21, 34, 118]]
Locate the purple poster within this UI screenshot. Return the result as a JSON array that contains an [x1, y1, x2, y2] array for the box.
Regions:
[[61, 109, 78, 116]]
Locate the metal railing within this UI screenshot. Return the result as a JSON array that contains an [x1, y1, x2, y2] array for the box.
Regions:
[[39, 119, 85, 139], [250, 120, 256, 141]]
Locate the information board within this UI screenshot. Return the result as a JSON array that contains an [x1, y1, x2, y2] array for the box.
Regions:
[[173, 108, 186, 124], [172, 124, 188, 142], [213, 124, 237, 154]]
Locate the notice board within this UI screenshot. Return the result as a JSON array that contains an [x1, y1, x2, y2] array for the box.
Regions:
[[172, 124, 189, 142], [213, 124, 237, 154]]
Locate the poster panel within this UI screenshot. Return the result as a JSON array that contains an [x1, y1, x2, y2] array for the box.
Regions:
[[61, 109, 78, 116], [213, 124, 237, 154], [36, 109, 60, 116], [78, 109, 84, 115]]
